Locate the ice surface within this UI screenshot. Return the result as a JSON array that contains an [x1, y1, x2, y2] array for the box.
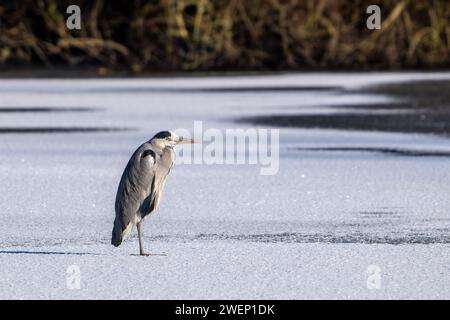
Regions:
[[0, 73, 449, 299]]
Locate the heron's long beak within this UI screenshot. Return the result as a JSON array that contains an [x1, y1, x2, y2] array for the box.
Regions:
[[177, 137, 197, 144]]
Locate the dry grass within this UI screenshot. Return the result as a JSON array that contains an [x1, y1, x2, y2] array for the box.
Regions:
[[0, 0, 449, 72]]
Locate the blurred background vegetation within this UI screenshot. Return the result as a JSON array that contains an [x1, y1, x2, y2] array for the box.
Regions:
[[0, 0, 449, 73]]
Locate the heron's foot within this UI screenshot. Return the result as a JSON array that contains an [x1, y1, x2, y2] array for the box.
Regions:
[[130, 252, 150, 256], [130, 252, 167, 257]]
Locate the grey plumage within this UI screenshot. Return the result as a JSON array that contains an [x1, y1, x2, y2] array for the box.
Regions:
[[111, 131, 195, 255]]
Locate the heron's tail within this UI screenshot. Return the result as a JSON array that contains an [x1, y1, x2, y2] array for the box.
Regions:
[[111, 219, 133, 247], [111, 221, 123, 247]]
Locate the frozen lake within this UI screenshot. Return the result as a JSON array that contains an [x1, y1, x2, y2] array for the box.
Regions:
[[0, 73, 449, 299]]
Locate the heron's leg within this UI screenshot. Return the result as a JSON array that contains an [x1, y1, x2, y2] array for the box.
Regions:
[[136, 222, 148, 256]]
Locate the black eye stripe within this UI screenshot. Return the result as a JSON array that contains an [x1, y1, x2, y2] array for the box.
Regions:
[[153, 131, 171, 139]]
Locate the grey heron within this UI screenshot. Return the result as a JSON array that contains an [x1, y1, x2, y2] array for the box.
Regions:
[[111, 131, 196, 255]]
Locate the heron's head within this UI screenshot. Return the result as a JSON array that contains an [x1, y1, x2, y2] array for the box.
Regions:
[[150, 130, 196, 149]]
